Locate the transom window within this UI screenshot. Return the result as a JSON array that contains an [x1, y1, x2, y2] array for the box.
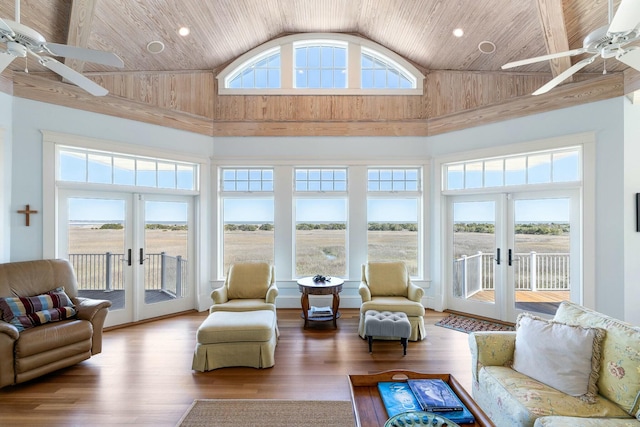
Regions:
[[295, 168, 347, 191], [217, 33, 424, 95], [58, 146, 198, 190], [443, 147, 581, 191], [221, 168, 274, 192], [368, 168, 419, 191]]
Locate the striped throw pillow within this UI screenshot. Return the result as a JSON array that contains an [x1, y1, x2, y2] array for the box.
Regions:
[[0, 287, 76, 332]]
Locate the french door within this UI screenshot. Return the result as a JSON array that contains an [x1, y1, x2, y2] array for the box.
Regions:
[[58, 190, 195, 327], [447, 190, 580, 322]]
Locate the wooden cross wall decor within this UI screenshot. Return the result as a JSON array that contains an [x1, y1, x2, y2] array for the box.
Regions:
[[17, 204, 38, 226]]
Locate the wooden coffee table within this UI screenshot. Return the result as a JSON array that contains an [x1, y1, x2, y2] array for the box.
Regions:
[[348, 370, 494, 427]]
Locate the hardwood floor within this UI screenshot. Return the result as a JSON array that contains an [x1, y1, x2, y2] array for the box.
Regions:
[[0, 309, 474, 426]]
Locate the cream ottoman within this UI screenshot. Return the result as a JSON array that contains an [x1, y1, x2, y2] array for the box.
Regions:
[[192, 310, 277, 371]]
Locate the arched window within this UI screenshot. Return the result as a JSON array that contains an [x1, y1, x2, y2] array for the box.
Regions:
[[218, 33, 423, 95]]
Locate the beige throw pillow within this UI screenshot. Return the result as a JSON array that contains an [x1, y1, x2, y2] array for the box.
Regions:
[[512, 313, 605, 403]]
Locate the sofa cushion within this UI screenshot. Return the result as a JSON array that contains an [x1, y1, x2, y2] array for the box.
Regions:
[[554, 301, 640, 416], [477, 366, 630, 424], [226, 263, 272, 300], [0, 287, 77, 332], [534, 416, 639, 427], [364, 262, 408, 296], [513, 313, 605, 403]]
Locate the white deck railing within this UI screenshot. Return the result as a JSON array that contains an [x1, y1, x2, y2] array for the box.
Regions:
[[453, 251, 569, 298]]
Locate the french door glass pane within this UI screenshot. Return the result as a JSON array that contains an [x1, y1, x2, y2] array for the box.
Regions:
[[67, 198, 126, 311], [144, 201, 189, 305], [513, 198, 570, 316], [452, 201, 496, 303]]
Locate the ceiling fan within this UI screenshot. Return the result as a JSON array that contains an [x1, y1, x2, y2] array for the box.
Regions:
[[502, 0, 640, 95], [0, 0, 123, 96]]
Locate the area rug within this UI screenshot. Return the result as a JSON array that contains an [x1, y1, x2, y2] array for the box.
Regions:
[[177, 399, 355, 426], [435, 313, 515, 333]]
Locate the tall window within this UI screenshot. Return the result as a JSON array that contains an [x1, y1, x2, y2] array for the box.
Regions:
[[367, 168, 421, 276], [294, 168, 347, 277], [220, 168, 274, 275]]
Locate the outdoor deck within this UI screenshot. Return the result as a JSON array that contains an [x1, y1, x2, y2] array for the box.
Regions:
[[78, 290, 176, 310], [467, 289, 570, 315]]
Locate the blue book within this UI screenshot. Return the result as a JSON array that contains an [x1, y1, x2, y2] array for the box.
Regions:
[[377, 382, 422, 417]]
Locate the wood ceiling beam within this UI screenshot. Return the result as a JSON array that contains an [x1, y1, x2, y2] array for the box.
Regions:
[[536, 0, 574, 83], [64, 0, 98, 74]]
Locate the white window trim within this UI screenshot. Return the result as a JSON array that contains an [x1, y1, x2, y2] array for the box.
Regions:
[[217, 33, 424, 96]]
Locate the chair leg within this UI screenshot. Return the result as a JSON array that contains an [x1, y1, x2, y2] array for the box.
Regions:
[[400, 337, 407, 355], [367, 336, 373, 353]]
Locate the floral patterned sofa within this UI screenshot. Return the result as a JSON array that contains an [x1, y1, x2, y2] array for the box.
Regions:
[[468, 301, 640, 427]]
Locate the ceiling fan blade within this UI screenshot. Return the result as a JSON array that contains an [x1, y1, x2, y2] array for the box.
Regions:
[[502, 48, 587, 69], [532, 53, 599, 95], [37, 56, 108, 96], [44, 43, 124, 68], [0, 16, 15, 38], [608, 0, 640, 33], [0, 51, 16, 73], [617, 47, 640, 71]]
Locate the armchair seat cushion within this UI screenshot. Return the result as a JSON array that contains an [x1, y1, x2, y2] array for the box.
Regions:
[[361, 297, 425, 317], [210, 299, 275, 313]]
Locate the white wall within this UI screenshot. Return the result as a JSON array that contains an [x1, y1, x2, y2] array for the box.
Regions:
[[8, 95, 637, 322], [10, 98, 213, 262], [0, 91, 12, 263]]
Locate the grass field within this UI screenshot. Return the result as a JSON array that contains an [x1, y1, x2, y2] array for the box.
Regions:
[[69, 227, 567, 282]]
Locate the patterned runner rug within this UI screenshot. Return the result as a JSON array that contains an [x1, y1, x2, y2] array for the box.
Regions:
[[435, 313, 515, 333], [177, 399, 355, 427]]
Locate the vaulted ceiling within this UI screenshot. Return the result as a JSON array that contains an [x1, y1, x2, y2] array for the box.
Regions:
[[0, 0, 636, 137], [0, 0, 630, 78]]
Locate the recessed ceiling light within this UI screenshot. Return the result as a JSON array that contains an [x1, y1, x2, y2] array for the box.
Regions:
[[146, 40, 165, 54], [478, 40, 497, 54], [178, 27, 190, 37], [453, 28, 464, 38]]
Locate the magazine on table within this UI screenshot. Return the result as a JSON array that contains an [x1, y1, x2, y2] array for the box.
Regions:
[[378, 380, 475, 424], [309, 306, 332, 317]]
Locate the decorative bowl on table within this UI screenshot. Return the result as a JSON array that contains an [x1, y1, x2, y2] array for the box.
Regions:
[[312, 274, 330, 283], [384, 411, 460, 427]]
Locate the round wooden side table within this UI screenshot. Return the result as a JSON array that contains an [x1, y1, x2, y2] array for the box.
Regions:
[[296, 276, 344, 328]]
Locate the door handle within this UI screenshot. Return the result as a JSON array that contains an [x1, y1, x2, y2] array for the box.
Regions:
[[508, 249, 512, 266], [127, 249, 132, 266], [496, 248, 501, 265], [139, 248, 144, 265]]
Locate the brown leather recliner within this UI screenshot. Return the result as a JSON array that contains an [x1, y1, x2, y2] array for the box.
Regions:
[[0, 259, 111, 388]]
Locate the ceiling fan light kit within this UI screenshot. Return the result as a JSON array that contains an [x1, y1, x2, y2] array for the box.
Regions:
[[0, 0, 123, 96], [502, 0, 640, 95]]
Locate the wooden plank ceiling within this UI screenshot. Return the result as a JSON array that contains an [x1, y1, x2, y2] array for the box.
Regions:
[[0, 0, 632, 136]]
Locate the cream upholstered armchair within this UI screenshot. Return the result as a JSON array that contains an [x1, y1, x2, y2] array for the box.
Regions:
[[358, 261, 425, 341], [210, 262, 278, 313]]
